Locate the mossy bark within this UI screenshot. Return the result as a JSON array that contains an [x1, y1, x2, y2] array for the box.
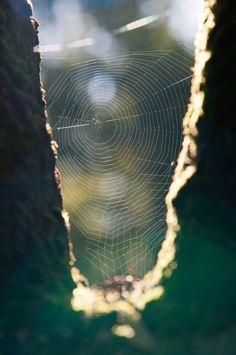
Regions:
[[175, 0, 236, 249], [142, 2, 236, 353], [0, 0, 74, 337]]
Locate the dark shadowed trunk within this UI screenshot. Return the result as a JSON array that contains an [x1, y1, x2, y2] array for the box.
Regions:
[[0, 0, 74, 334]]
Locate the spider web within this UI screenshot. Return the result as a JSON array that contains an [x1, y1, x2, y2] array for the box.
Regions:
[[47, 50, 192, 281]]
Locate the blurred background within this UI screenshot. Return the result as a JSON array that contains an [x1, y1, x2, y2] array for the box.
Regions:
[[33, 0, 202, 283]]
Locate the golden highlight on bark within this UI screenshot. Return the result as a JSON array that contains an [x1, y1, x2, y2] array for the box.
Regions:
[[69, 0, 217, 333]]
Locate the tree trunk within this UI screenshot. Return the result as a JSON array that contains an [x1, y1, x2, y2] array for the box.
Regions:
[[0, 0, 74, 336]]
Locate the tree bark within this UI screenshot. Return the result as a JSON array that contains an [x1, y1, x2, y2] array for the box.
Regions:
[[0, 0, 74, 335]]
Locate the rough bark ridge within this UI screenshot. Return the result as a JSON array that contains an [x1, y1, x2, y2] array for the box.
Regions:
[[175, 0, 236, 249], [0, 0, 73, 334]]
